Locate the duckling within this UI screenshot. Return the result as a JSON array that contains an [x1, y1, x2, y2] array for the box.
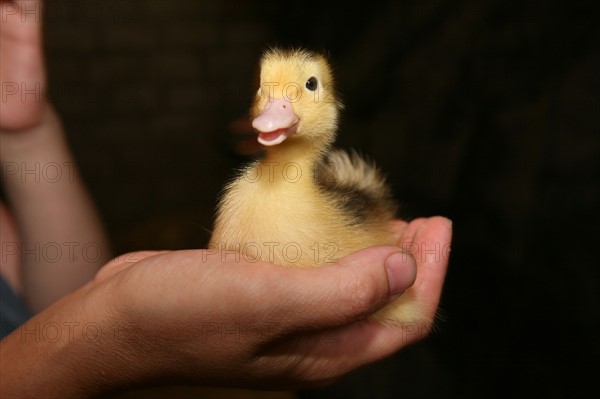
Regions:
[[210, 48, 420, 324]]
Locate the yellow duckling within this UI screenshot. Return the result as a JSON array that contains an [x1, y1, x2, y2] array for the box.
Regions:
[[210, 48, 420, 324]]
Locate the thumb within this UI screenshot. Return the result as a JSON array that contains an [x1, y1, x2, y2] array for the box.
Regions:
[[286, 246, 417, 327]]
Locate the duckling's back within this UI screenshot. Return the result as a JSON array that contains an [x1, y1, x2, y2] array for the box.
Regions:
[[317, 149, 398, 227]]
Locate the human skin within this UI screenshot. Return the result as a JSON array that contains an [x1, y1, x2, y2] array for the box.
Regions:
[[0, 0, 111, 311], [1, 218, 451, 397]]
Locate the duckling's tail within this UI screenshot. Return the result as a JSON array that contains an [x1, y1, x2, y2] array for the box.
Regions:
[[317, 149, 398, 223]]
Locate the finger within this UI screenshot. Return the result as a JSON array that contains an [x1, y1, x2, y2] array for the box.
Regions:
[[271, 246, 418, 330], [402, 216, 452, 323], [0, 1, 43, 39], [398, 217, 428, 245], [274, 319, 429, 386], [0, 0, 46, 130], [94, 251, 169, 283]]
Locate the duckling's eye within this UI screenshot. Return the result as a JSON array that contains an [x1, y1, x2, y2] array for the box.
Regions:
[[305, 77, 318, 91]]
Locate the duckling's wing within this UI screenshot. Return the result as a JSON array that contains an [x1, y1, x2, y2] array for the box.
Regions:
[[316, 149, 398, 225]]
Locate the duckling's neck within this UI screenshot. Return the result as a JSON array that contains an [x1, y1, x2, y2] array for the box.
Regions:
[[257, 137, 329, 185]]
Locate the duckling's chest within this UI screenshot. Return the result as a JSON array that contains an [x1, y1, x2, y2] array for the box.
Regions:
[[210, 167, 349, 266]]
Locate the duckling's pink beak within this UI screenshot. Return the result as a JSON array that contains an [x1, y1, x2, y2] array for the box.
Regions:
[[252, 98, 299, 146]]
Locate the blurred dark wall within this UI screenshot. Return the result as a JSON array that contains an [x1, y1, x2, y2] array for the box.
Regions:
[[43, 0, 599, 398]]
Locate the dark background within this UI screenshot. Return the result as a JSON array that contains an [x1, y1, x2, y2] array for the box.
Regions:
[[41, 0, 598, 398]]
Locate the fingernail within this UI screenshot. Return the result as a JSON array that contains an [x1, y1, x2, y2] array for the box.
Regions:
[[385, 251, 417, 297]]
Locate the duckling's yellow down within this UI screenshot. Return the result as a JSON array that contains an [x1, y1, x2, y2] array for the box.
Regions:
[[210, 49, 421, 324]]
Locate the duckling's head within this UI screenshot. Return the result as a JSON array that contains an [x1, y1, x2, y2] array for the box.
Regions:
[[251, 48, 342, 148]]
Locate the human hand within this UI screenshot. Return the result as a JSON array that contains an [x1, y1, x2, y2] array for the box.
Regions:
[[0, 217, 450, 396], [0, 0, 46, 131], [89, 217, 450, 390]]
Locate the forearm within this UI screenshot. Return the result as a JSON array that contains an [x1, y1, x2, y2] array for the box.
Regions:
[[0, 283, 148, 398], [0, 104, 111, 311], [1, 304, 94, 398]]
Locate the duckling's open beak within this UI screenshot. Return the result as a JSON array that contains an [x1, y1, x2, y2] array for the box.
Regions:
[[252, 98, 299, 146]]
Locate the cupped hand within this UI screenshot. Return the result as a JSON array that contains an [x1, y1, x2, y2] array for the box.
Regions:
[[0, 0, 46, 130], [90, 217, 451, 389]]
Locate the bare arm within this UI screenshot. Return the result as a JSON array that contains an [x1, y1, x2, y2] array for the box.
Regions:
[[0, 0, 111, 311], [0, 106, 112, 311]]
